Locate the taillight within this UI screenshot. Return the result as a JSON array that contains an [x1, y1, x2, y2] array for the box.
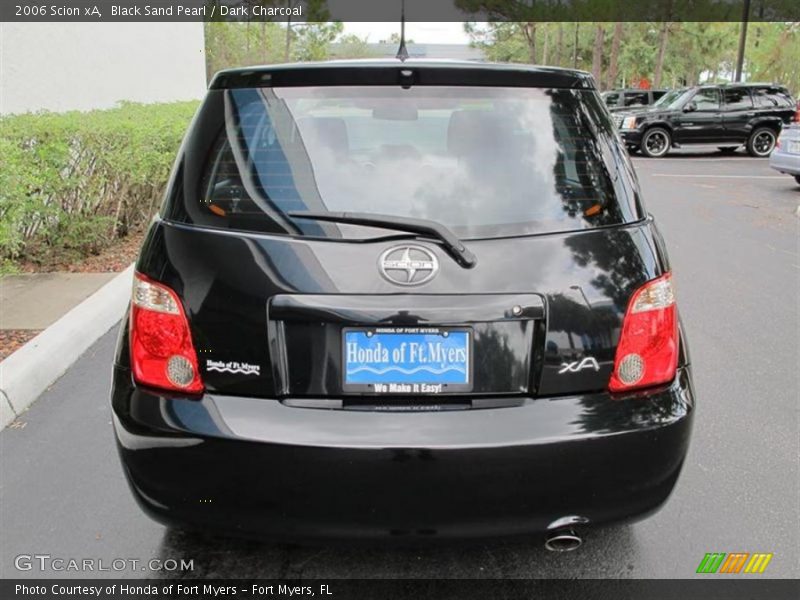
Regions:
[[609, 273, 678, 393], [130, 272, 203, 393], [793, 103, 799, 123]]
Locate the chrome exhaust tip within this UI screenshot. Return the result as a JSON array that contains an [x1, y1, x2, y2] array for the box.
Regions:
[[544, 528, 582, 552]]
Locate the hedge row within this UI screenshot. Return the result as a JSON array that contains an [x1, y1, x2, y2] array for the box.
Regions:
[[0, 101, 199, 271]]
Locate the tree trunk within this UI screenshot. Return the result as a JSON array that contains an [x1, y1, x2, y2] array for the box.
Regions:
[[573, 22, 579, 68], [541, 25, 549, 65], [654, 22, 670, 87], [522, 22, 537, 64], [261, 21, 267, 62], [282, 0, 295, 61], [606, 22, 624, 90], [591, 25, 605, 85], [284, 15, 292, 61], [572, 21, 581, 69], [554, 23, 564, 66]]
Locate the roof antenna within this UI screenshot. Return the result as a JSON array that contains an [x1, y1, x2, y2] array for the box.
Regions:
[[396, 0, 409, 61]]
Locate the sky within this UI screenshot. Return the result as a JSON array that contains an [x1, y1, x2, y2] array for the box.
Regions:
[[342, 22, 471, 45]]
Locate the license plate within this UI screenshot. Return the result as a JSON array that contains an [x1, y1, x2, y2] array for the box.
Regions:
[[787, 140, 800, 155], [342, 327, 472, 394]]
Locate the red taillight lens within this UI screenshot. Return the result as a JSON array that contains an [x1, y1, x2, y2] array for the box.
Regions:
[[793, 103, 800, 123], [130, 272, 203, 393], [609, 273, 678, 393]]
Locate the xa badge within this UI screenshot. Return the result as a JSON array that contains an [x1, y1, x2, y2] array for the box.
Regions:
[[379, 245, 439, 286], [559, 357, 600, 374]]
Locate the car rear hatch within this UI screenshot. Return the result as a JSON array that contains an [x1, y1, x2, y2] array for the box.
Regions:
[[143, 218, 659, 407], [145, 63, 650, 406]]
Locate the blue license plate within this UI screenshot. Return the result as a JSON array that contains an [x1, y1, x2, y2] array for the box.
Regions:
[[343, 327, 472, 394]]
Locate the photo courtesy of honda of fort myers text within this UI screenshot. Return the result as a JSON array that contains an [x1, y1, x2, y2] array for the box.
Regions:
[[0, 0, 799, 599]]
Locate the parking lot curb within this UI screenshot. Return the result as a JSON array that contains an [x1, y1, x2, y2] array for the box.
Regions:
[[0, 264, 134, 430]]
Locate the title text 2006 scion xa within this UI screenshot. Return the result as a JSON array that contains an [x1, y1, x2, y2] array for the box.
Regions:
[[111, 61, 694, 548]]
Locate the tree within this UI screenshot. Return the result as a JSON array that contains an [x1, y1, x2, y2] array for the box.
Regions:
[[283, 0, 298, 60], [203, 0, 364, 72], [293, 21, 343, 61], [541, 23, 550, 64], [606, 22, 624, 89], [283, 0, 330, 61], [746, 22, 800, 93], [653, 0, 675, 87], [522, 22, 537, 63], [465, 22, 535, 63], [591, 24, 605, 84], [204, 20, 285, 79], [332, 34, 379, 59], [382, 32, 415, 44], [553, 22, 564, 66], [653, 22, 671, 88], [458, 0, 577, 64]]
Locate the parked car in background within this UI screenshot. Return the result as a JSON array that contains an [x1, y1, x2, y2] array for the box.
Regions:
[[770, 124, 800, 185], [615, 83, 797, 157], [603, 88, 669, 112], [111, 60, 695, 547]]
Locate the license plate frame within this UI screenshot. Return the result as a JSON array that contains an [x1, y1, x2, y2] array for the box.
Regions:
[[787, 139, 800, 155], [342, 326, 473, 394]]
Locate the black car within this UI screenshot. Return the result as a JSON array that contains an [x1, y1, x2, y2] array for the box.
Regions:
[[111, 60, 694, 549], [602, 88, 669, 112], [616, 83, 796, 157]]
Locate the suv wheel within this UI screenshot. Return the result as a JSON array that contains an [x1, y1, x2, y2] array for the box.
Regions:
[[641, 128, 671, 158], [746, 128, 777, 157]]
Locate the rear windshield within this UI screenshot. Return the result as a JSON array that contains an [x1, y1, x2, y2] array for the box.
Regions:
[[624, 91, 649, 106], [752, 87, 794, 108], [178, 85, 635, 239]]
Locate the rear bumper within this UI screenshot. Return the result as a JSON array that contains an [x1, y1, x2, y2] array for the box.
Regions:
[[112, 366, 695, 541], [769, 150, 800, 175]]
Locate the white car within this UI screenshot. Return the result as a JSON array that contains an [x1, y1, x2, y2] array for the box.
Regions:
[[770, 124, 800, 185]]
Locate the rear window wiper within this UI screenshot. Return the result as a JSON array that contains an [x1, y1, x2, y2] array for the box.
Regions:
[[288, 211, 477, 269]]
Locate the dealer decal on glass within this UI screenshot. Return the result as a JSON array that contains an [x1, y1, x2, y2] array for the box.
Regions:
[[342, 327, 472, 394]]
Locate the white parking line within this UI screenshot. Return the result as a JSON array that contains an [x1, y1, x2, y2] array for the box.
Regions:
[[650, 174, 785, 179]]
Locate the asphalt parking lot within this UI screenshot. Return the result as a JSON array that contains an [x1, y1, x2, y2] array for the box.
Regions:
[[1, 149, 798, 580]]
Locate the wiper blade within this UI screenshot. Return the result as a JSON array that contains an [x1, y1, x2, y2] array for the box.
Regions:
[[288, 211, 477, 269]]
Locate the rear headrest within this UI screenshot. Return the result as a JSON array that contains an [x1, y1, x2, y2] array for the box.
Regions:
[[447, 110, 516, 156], [295, 117, 349, 156]]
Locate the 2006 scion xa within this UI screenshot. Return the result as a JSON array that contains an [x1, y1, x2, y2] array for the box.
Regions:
[[111, 60, 695, 550]]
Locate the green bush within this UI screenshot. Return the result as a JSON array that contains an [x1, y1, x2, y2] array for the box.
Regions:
[[0, 101, 199, 270]]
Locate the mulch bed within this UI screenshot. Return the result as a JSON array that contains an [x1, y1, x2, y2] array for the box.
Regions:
[[0, 330, 42, 361], [1, 230, 146, 361], [16, 229, 146, 274]]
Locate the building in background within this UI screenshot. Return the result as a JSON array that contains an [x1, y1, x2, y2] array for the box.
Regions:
[[0, 23, 206, 114]]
